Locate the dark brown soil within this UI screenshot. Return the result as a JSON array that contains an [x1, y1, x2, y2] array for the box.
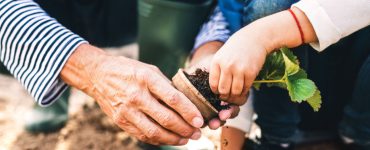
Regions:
[[185, 69, 229, 111]]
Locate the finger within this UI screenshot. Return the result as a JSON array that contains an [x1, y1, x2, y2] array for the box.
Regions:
[[224, 105, 240, 121], [231, 71, 244, 97], [126, 109, 188, 145], [113, 109, 156, 144], [241, 87, 249, 98], [148, 74, 204, 128], [244, 73, 254, 93], [119, 126, 158, 145], [218, 109, 231, 121], [208, 118, 221, 130], [209, 60, 221, 94], [140, 93, 199, 139], [218, 68, 232, 100], [219, 105, 240, 119]]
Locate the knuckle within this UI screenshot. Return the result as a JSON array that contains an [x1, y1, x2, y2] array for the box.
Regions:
[[168, 92, 181, 106], [112, 110, 128, 125], [212, 56, 221, 63], [222, 63, 233, 71], [210, 82, 218, 90], [146, 127, 160, 139], [112, 114, 122, 124], [244, 71, 254, 78], [137, 134, 149, 142], [135, 70, 149, 84], [159, 114, 173, 127], [218, 86, 229, 94], [127, 91, 142, 106], [235, 65, 246, 74], [113, 116, 124, 125], [181, 128, 193, 137], [150, 65, 161, 72], [232, 87, 243, 96], [246, 67, 259, 78]]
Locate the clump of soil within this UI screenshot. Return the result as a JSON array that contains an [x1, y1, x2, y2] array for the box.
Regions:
[[184, 69, 229, 111]]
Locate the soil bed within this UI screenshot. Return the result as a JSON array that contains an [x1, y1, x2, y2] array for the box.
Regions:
[[11, 104, 160, 150]]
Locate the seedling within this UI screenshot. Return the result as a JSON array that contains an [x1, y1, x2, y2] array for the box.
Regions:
[[253, 47, 321, 111]]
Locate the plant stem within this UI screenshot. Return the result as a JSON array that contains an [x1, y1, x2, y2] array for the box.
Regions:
[[253, 79, 285, 83]]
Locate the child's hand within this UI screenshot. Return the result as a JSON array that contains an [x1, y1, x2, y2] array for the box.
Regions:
[[209, 28, 269, 106], [187, 41, 241, 130]]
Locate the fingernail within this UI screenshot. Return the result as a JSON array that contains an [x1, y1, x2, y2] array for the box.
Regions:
[[190, 131, 201, 140], [178, 138, 188, 145], [192, 117, 204, 128]]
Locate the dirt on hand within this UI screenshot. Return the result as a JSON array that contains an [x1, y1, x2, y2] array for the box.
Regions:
[[184, 69, 229, 111]]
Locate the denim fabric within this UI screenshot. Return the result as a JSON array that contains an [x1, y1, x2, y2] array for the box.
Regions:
[[218, 0, 244, 33], [242, 0, 298, 26], [339, 27, 370, 146]]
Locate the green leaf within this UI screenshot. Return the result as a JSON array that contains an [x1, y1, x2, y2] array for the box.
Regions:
[[256, 51, 285, 81], [307, 90, 322, 112], [280, 47, 299, 64], [281, 49, 299, 76], [286, 78, 316, 102], [289, 69, 307, 80]]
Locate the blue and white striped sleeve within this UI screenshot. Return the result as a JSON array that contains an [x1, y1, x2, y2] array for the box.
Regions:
[[193, 7, 231, 51], [0, 0, 87, 107]]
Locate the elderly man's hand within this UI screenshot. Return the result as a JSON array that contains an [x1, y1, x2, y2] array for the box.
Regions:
[[61, 44, 204, 145]]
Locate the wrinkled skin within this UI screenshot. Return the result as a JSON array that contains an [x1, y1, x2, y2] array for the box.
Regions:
[[61, 44, 204, 145]]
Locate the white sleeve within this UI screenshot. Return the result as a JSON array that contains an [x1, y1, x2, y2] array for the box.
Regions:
[[293, 0, 370, 51], [224, 91, 254, 133]]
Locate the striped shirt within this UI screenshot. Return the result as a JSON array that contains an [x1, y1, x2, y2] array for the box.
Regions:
[[0, 0, 87, 107]]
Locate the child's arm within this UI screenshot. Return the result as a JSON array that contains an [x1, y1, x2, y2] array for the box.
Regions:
[[209, 7, 316, 106], [210, 0, 370, 106]]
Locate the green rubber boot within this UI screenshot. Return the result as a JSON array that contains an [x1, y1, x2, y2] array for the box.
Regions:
[[24, 89, 69, 133], [138, 0, 214, 77]]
